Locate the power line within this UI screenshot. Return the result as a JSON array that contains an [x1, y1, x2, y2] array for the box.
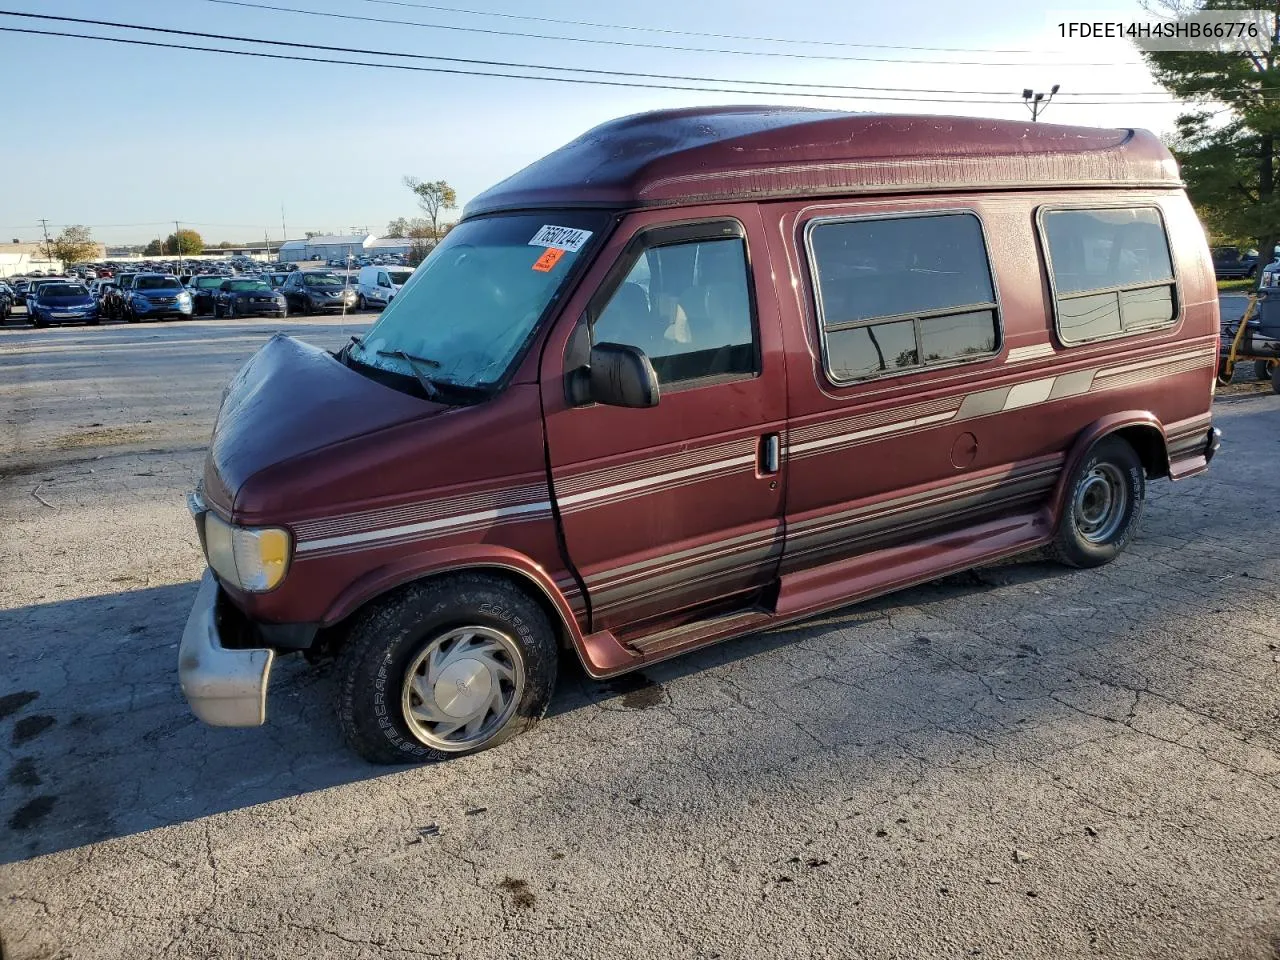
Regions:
[[0, 10, 1182, 98], [352, 0, 1048, 53], [2, 25, 1206, 105], [0, 26, 1116, 104], [199, 0, 1147, 68]]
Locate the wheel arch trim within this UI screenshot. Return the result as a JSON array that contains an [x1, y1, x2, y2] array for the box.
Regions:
[[1048, 411, 1165, 526], [318, 544, 589, 655]]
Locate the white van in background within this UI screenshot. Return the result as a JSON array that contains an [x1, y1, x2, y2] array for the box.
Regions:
[[356, 265, 415, 310]]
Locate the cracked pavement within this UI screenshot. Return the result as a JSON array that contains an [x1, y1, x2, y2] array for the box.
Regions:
[[0, 317, 1278, 958]]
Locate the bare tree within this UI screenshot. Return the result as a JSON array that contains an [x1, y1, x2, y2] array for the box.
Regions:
[[403, 177, 457, 244]]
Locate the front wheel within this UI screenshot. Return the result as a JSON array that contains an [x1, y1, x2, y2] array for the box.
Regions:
[[1051, 435, 1145, 569], [336, 573, 558, 764], [1254, 359, 1276, 382]]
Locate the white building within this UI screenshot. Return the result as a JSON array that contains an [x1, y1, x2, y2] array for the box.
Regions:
[[276, 234, 420, 263]]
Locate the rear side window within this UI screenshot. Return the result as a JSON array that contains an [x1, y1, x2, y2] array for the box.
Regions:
[[807, 212, 1000, 383], [1040, 206, 1177, 345]]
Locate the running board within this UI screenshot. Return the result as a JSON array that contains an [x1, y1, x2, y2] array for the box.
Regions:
[[600, 508, 1051, 675], [773, 509, 1051, 621]]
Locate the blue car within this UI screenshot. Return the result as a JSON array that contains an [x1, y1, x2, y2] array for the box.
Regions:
[[28, 281, 99, 328], [126, 274, 194, 322]]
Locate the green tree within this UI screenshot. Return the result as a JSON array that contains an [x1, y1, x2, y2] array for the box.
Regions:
[[1141, 2, 1280, 286], [385, 217, 409, 238], [51, 224, 97, 264], [143, 239, 164, 256], [163, 229, 203, 255], [403, 177, 457, 242]]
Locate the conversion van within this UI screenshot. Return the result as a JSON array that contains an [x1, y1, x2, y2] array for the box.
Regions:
[[180, 108, 1221, 763], [355, 263, 415, 310]]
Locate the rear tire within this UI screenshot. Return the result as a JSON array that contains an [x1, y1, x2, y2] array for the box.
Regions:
[[1272, 362, 1280, 395], [1051, 435, 1145, 569], [1255, 359, 1276, 382], [336, 573, 558, 765]]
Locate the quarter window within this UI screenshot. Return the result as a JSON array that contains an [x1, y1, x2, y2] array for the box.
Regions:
[[807, 212, 999, 383], [1041, 207, 1176, 344], [592, 237, 757, 386]]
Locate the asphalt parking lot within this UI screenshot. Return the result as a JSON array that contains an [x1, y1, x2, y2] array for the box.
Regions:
[[0, 315, 1278, 959]]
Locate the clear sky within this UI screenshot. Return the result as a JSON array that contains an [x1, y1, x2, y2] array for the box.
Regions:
[[0, 0, 1182, 246]]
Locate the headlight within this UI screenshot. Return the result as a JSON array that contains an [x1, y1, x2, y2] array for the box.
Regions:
[[178, 291, 192, 304], [203, 512, 292, 592]]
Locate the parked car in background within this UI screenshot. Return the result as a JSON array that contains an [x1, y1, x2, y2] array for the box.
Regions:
[[126, 274, 194, 322], [262, 272, 291, 289], [0, 281, 13, 321], [187, 275, 232, 315], [279, 271, 357, 314], [213, 277, 288, 318], [1213, 246, 1258, 280], [27, 280, 99, 327], [11, 278, 31, 305], [103, 273, 137, 319], [355, 264, 414, 310]]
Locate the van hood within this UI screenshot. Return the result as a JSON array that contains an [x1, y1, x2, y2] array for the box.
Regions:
[[203, 334, 441, 511]]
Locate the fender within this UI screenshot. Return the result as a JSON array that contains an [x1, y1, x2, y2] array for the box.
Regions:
[[320, 543, 579, 633], [1047, 410, 1167, 527], [316, 544, 635, 675]]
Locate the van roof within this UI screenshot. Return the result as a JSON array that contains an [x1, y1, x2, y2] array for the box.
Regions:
[[464, 107, 1180, 219]]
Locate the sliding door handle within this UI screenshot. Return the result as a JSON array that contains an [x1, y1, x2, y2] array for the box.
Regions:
[[760, 433, 780, 474]]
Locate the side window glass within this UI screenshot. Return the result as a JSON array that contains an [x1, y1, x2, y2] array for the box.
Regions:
[[1041, 207, 1176, 344], [592, 236, 756, 386], [808, 212, 1000, 383]]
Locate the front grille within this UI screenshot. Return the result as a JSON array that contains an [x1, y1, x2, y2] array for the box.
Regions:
[[149, 296, 178, 306]]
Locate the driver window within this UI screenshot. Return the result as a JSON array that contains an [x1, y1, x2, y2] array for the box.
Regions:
[[592, 237, 757, 386]]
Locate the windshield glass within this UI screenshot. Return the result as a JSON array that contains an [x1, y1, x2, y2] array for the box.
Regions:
[[195, 277, 226, 288], [229, 280, 270, 291], [304, 274, 343, 288], [387, 270, 414, 285], [351, 212, 605, 390], [135, 276, 181, 291], [41, 284, 88, 297]]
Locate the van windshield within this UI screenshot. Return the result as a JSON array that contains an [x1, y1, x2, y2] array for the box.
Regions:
[[349, 212, 606, 394]]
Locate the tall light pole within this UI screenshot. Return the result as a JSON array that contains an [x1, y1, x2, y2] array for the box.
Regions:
[[38, 218, 53, 269], [1022, 85, 1060, 121]]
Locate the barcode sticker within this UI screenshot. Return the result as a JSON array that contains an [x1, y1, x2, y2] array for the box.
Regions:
[[528, 225, 592, 252]]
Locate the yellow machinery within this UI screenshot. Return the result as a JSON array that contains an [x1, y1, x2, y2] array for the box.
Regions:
[[1218, 290, 1280, 391]]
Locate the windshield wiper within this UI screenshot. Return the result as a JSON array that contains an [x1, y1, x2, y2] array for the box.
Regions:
[[377, 348, 441, 399]]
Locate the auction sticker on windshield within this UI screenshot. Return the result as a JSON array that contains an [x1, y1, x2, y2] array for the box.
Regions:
[[532, 247, 566, 272], [528, 224, 592, 252]]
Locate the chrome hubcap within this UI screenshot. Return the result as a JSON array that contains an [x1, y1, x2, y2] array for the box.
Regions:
[[1074, 463, 1128, 543], [401, 626, 522, 752]]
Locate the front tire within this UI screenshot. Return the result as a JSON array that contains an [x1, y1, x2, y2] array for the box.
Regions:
[[336, 573, 558, 764], [1051, 436, 1145, 569], [1254, 359, 1276, 382]]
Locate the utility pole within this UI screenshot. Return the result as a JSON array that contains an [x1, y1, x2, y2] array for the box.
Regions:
[[1022, 85, 1060, 122], [174, 220, 184, 274], [38, 218, 52, 270], [281, 204, 288, 242]]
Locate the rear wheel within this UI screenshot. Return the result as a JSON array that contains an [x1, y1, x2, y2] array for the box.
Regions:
[[1254, 358, 1276, 382], [336, 573, 558, 764], [1052, 435, 1145, 569], [1272, 362, 1280, 395]]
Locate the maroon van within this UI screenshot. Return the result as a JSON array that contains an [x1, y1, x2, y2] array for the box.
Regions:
[[179, 108, 1221, 763]]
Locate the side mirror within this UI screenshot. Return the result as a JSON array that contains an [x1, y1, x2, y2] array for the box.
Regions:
[[571, 342, 660, 409]]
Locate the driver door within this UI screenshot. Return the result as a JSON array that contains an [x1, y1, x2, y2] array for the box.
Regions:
[[541, 206, 787, 635]]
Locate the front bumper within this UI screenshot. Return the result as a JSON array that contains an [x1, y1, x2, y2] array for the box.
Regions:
[[178, 570, 275, 726], [134, 301, 194, 318], [234, 299, 288, 315]]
